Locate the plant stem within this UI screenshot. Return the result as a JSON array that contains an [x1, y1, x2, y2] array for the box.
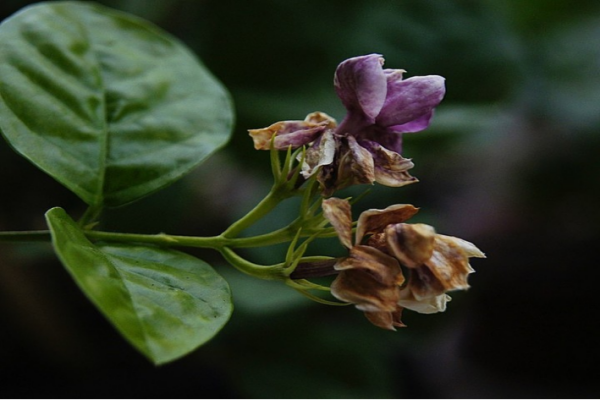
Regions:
[[219, 247, 286, 280], [0, 231, 52, 242], [221, 185, 287, 238]]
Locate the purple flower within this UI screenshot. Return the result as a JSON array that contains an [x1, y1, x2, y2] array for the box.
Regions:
[[333, 54, 446, 154], [249, 54, 446, 195]]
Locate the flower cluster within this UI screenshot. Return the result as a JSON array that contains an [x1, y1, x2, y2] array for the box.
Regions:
[[322, 198, 485, 330], [249, 54, 484, 329], [249, 54, 445, 195]]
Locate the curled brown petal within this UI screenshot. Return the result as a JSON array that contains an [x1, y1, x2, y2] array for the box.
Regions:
[[424, 235, 483, 292], [322, 197, 353, 249], [355, 204, 419, 244]]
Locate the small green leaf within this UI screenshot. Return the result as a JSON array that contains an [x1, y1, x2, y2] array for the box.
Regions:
[[45, 207, 233, 365], [0, 2, 233, 207]]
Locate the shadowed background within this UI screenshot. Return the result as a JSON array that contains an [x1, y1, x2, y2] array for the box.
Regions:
[[1, 0, 598, 397]]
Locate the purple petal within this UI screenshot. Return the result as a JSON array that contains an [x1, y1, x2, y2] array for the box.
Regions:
[[388, 110, 434, 134], [334, 54, 387, 122], [376, 75, 445, 128]]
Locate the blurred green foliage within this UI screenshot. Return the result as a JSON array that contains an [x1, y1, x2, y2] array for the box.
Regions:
[[1, 0, 599, 397]]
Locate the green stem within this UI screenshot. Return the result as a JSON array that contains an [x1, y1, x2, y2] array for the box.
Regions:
[[78, 204, 103, 227], [219, 247, 286, 280], [0, 230, 53, 242], [221, 185, 287, 238]]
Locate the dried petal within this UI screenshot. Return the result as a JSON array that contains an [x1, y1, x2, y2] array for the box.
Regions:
[[398, 287, 451, 314], [360, 140, 418, 187], [322, 197, 353, 249], [364, 308, 406, 331], [331, 269, 399, 313], [405, 264, 446, 299], [424, 235, 485, 291], [304, 111, 338, 128], [386, 223, 436, 268], [249, 120, 326, 150], [336, 136, 376, 187], [301, 130, 338, 178], [356, 204, 419, 244], [335, 245, 405, 286]]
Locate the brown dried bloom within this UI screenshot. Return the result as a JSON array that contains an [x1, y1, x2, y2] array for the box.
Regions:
[[322, 197, 417, 330], [322, 197, 485, 329], [386, 224, 485, 313]]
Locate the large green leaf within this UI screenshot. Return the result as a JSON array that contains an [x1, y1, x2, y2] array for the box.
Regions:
[[0, 2, 233, 207], [45, 207, 233, 365]]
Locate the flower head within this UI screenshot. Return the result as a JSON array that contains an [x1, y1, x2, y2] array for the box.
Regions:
[[321, 198, 484, 329], [249, 54, 445, 196]]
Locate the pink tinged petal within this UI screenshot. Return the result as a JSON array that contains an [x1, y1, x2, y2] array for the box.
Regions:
[[322, 197, 353, 249], [355, 204, 419, 245], [386, 223, 436, 268], [398, 287, 451, 314], [334, 54, 388, 122], [376, 75, 446, 128]]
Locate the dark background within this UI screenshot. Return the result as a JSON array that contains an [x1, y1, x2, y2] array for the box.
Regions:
[[1, 0, 599, 398]]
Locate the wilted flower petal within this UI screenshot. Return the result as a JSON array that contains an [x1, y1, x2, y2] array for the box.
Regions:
[[356, 203, 419, 244], [301, 130, 338, 179], [248, 112, 337, 150], [360, 140, 417, 187], [398, 287, 451, 314], [386, 223, 436, 268], [322, 197, 353, 249], [364, 308, 406, 330], [335, 245, 405, 286], [425, 234, 485, 291], [331, 245, 405, 327], [335, 136, 376, 188], [386, 223, 485, 304]]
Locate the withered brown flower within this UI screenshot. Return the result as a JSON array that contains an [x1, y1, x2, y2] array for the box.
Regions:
[[322, 197, 417, 330], [322, 197, 485, 329]]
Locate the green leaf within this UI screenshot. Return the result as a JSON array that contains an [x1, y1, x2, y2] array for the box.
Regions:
[[0, 2, 233, 207], [45, 207, 233, 365]]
